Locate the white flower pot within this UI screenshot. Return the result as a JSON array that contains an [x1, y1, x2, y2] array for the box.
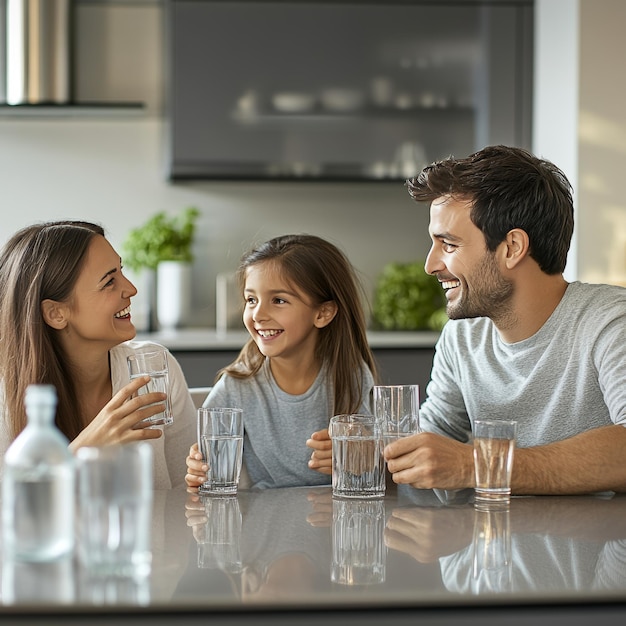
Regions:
[[156, 261, 192, 330]]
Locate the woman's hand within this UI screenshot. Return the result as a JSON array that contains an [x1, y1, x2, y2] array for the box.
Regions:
[[306, 428, 332, 475], [69, 376, 166, 452], [185, 442, 208, 491]]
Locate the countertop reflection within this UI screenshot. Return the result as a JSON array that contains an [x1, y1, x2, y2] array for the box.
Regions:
[[2, 486, 626, 622]]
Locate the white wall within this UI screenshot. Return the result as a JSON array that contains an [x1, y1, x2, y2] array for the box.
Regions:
[[533, 0, 626, 286], [532, 0, 579, 281], [577, 0, 626, 286]]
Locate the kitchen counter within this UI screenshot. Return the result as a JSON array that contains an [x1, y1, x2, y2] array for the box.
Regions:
[[135, 328, 441, 351], [135, 329, 440, 389], [2, 486, 625, 624]]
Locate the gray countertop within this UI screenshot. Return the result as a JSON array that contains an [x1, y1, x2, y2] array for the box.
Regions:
[[2, 486, 625, 622], [135, 328, 440, 351]]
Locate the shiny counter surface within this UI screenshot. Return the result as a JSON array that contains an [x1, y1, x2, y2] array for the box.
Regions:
[[1, 486, 625, 624]]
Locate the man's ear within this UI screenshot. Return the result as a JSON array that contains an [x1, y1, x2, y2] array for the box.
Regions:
[[314, 300, 338, 328], [502, 228, 530, 270], [41, 299, 69, 330]]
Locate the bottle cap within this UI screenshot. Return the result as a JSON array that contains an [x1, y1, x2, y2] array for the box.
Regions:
[[24, 384, 58, 406]]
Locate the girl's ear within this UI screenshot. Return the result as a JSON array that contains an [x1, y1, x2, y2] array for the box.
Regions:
[[314, 300, 338, 328], [41, 299, 69, 330]]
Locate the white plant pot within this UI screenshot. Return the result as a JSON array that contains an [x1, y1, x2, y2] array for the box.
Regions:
[[156, 261, 192, 330]]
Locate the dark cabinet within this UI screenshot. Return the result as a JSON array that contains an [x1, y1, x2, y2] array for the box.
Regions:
[[166, 0, 533, 181]]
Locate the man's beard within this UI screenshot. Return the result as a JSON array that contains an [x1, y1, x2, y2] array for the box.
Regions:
[[446, 252, 514, 321]]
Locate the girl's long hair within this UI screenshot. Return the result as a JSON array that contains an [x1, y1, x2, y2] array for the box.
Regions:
[[219, 234, 378, 415], [0, 221, 105, 441]]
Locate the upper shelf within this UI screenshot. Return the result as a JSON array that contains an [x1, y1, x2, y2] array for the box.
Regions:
[[0, 102, 146, 118]]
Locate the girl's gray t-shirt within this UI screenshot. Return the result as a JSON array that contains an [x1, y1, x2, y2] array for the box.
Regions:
[[203, 358, 374, 489]]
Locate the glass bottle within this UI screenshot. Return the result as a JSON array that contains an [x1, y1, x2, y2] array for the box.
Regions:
[[1, 384, 75, 561]]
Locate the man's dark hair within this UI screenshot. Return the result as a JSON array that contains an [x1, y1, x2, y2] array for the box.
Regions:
[[406, 145, 574, 274]]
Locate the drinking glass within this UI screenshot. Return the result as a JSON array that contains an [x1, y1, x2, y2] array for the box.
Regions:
[[373, 384, 420, 444], [329, 414, 385, 499], [75, 443, 153, 579], [197, 407, 244, 496], [473, 419, 517, 506], [127, 350, 173, 427]]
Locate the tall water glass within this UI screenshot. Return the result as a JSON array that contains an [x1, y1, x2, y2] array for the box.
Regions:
[[329, 414, 385, 499], [197, 407, 244, 496], [127, 350, 173, 427], [75, 443, 153, 579], [373, 384, 420, 444], [473, 419, 517, 506]]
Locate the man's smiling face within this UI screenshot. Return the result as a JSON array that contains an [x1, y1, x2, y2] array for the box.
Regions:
[[425, 195, 514, 321]]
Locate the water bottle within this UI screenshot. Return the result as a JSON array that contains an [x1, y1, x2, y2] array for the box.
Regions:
[[1, 384, 75, 561]]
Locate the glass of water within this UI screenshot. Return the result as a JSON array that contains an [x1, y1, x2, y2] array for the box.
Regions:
[[197, 407, 244, 496], [373, 385, 420, 445], [329, 414, 385, 499], [127, 349, 173, 427]]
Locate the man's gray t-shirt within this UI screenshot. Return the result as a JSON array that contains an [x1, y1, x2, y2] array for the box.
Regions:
[[420, 281, 626, 446], [203, 359, 374, 489]]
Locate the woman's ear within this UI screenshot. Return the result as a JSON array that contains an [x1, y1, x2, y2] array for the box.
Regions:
[[314, 300, 338, 328], [41, 299, 69, 330]]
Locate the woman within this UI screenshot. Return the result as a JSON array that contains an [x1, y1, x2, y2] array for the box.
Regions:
[[0, 220, 196, 488]]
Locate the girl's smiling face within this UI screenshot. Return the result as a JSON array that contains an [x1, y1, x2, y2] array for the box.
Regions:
[[242, 261, 333, 362]]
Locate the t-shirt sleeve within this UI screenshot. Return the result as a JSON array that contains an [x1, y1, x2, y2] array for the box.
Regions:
[[419, 323, 472, 443]]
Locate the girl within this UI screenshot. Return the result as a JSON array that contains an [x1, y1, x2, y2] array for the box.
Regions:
[[185, 234, 378, 489], [0, 220, 196, 488]]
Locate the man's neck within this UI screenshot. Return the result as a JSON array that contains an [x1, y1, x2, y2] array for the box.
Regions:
[[494, 274, 569, 344]]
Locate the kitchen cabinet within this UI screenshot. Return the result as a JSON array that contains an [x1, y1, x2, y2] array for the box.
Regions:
[[166, 0, 533, 181]]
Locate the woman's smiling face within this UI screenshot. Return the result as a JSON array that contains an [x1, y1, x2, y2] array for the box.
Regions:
[[61, 235, 138, 347]]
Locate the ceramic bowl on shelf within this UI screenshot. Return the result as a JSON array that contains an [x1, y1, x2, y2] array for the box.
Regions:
[[320, 88, 365, 112], [271, 92, 316, 113]]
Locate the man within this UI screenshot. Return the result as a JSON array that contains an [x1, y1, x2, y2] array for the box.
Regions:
[[384, 145, 626, 495]]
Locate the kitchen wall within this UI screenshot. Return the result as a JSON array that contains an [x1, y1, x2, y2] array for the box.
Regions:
[[577, 0, 626, 286], [0, 0, 624, 328]]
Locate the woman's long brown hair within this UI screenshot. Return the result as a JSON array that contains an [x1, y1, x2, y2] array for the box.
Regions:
[[0, 221, 104, 441]]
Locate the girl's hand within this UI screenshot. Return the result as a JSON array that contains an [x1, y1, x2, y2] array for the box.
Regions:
[[306, 428, 332, 475], [185, 442, 208, 491], [69, 376, 166, 452]]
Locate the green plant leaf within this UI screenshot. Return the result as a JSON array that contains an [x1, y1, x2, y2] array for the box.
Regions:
[[371, 260, 447, 331], [122, 207, 200, 272]]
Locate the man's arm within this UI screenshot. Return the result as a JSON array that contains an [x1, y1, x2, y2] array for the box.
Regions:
[[511, 424, 626, 495], [385, 424, 626, 495]]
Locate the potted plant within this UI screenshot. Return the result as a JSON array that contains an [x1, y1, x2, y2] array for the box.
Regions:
[[122, 207, 200, 330], [371, 260, 448, 332]]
